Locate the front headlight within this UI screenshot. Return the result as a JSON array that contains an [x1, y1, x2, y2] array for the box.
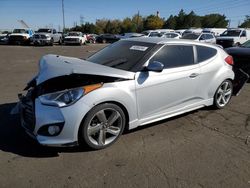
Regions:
[[39, 84, 102, 107]]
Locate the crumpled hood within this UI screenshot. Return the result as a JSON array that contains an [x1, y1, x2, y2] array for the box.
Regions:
[[36, 54, 135, 85]]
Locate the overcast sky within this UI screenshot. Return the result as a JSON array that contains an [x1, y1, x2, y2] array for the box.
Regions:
[[0, 0, 249, 31]]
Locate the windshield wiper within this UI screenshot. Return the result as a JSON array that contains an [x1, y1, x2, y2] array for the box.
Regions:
[[102, 58, 128, 67]]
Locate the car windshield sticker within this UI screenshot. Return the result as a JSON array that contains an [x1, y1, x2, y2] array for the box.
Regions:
[[130, 46, 148, 51]]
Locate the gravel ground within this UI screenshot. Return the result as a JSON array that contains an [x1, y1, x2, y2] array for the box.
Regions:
[[0, 44, 250, 188]]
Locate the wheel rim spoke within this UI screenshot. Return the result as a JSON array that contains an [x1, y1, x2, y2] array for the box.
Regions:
[[107, 111, 120, 126], [225, 89, 232, 96], [96, 110, 107, 123], [98, 129, 106, 146], [88, 124, 102, 136], [106, 126, 120, 136], [218, 88, 224, 94], [217, 94, 223, 104], [221, 96, 226, 104], [223, 82, 228, 91]]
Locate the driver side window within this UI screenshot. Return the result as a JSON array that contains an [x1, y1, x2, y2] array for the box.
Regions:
[[149, 45, 195, 69]]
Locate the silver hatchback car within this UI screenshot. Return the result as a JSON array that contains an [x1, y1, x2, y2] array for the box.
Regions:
[[14, 37, 247, 150]]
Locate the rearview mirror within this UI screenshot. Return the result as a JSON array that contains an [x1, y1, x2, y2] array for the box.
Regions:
[[146, 61, 164, 72]]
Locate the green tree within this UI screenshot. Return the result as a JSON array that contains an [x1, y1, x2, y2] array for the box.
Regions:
[[132, 14, 144, 32], [239, 15, 250, 28], [175, 9, 186, 29], [143, 15, 164, 30], [201, 14, 228, 28], [185, 11, 201, 28], [164, 15, 177, 29], [121, 17, 136, 33]]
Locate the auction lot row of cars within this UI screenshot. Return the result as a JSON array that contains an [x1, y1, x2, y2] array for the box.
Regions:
[[0, 27, 250, 47]]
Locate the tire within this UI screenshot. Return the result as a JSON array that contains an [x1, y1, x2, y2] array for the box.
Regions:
[[50, 38, 54, 46], [58, 38, 62, 45], [102, 39, 106, 44], [79, 103, 126, 150], [213, 80, 233, 109]]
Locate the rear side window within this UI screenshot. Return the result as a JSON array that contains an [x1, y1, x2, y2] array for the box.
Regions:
[[150, 45, 194, 69], [196, 46, 217, 63]]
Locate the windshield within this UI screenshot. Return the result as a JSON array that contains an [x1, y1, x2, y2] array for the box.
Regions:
[[13, 29, 27, 34], [241, 40, 250, 48], [87, 40, 155, 72], [37, 29, 51, 33], [182, 33, 199, 40], [68, 32, 81, 36], [220, 30, 241, 37], [142, 31, 149, 36]]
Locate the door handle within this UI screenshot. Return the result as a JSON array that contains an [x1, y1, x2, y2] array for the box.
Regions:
[[189, 73, 199, 78]]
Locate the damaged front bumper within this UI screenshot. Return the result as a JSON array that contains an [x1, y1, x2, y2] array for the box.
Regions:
[[14, 92, 91, 147]]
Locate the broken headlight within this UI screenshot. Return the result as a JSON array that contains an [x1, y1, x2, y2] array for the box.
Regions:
[[39, 87, 84, 107], [39, 84, 103, 107]]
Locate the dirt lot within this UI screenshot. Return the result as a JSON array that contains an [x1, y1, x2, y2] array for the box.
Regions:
[[0, 44, 250, 188]]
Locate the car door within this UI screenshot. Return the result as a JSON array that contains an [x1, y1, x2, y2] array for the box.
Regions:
[[135, 44, 201, 124]]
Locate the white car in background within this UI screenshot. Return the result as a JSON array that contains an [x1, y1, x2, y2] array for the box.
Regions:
[[64, 31, 87, 45], [162, 32, 181, 39], [182, 33, 216, 44], [142, 29, 175, 37], [117, 33, 145, 39], [202, 28, 227, 37]]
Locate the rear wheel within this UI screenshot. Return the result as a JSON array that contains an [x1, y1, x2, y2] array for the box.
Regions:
[[213, 80, 233, 109], [79, 103, 126, 150]]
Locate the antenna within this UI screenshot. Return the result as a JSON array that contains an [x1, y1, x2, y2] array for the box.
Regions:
[[17, 20, 29, 28]]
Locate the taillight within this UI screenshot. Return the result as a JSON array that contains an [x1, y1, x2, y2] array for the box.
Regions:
[[225, 55, 234, 66]]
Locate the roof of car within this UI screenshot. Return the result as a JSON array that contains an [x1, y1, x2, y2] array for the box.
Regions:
[[123, 36, 220, 49]]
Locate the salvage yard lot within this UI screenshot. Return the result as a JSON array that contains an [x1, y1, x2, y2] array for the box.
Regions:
[[0, 44, 250, 188]]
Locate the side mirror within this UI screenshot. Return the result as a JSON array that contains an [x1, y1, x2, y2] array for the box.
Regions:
[[146, 61, 164, 72]]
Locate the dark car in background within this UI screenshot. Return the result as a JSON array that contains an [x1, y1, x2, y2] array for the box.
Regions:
[[226, 40, 250, 77], [95, 34, 119, 43]]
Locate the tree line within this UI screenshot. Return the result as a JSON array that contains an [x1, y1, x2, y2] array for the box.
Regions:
[[68, 9, 250, 34]]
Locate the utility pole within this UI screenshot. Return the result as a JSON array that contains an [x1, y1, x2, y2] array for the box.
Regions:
[[62, 0, 65, 32], [136, 10, 140, 32]]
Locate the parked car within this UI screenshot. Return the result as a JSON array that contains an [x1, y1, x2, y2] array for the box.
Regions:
[[95, 34, 119, 43], [182, 28, 203, 36], [33, 28, 62, 46], [8, 28, 34, 45], [14, 37, 248, 150], [202, 28, 227, 37], [116, 33, 145, 39], [216, 28, 250, 48], [175, 29, 186, 36], [0, 32, 11, 44], [86, 34, 98, 43], [181, 33, 216, 44], [64, 31, 87, 45], [142, 30, 174, 37], [226, 40, 250, 76], [162, 32, 181, 39]]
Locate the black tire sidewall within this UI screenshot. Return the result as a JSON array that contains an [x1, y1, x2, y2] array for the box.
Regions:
[[80, 103, 126, 150]]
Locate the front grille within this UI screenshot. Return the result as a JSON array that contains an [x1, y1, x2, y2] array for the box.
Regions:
[[34, 34, 47, 39], [21, 96, 35, 132], [9, 35, 25, 41], [65, 38, 78, 42], [216, 39, 234, 48]]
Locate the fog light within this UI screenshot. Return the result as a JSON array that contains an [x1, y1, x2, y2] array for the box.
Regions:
[[48, 126, 60, 135], [37, 122, 64, 136]]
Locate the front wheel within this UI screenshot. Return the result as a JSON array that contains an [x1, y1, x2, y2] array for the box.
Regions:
[[79, 103, 126, 150], [213, 80, 233, 109]]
